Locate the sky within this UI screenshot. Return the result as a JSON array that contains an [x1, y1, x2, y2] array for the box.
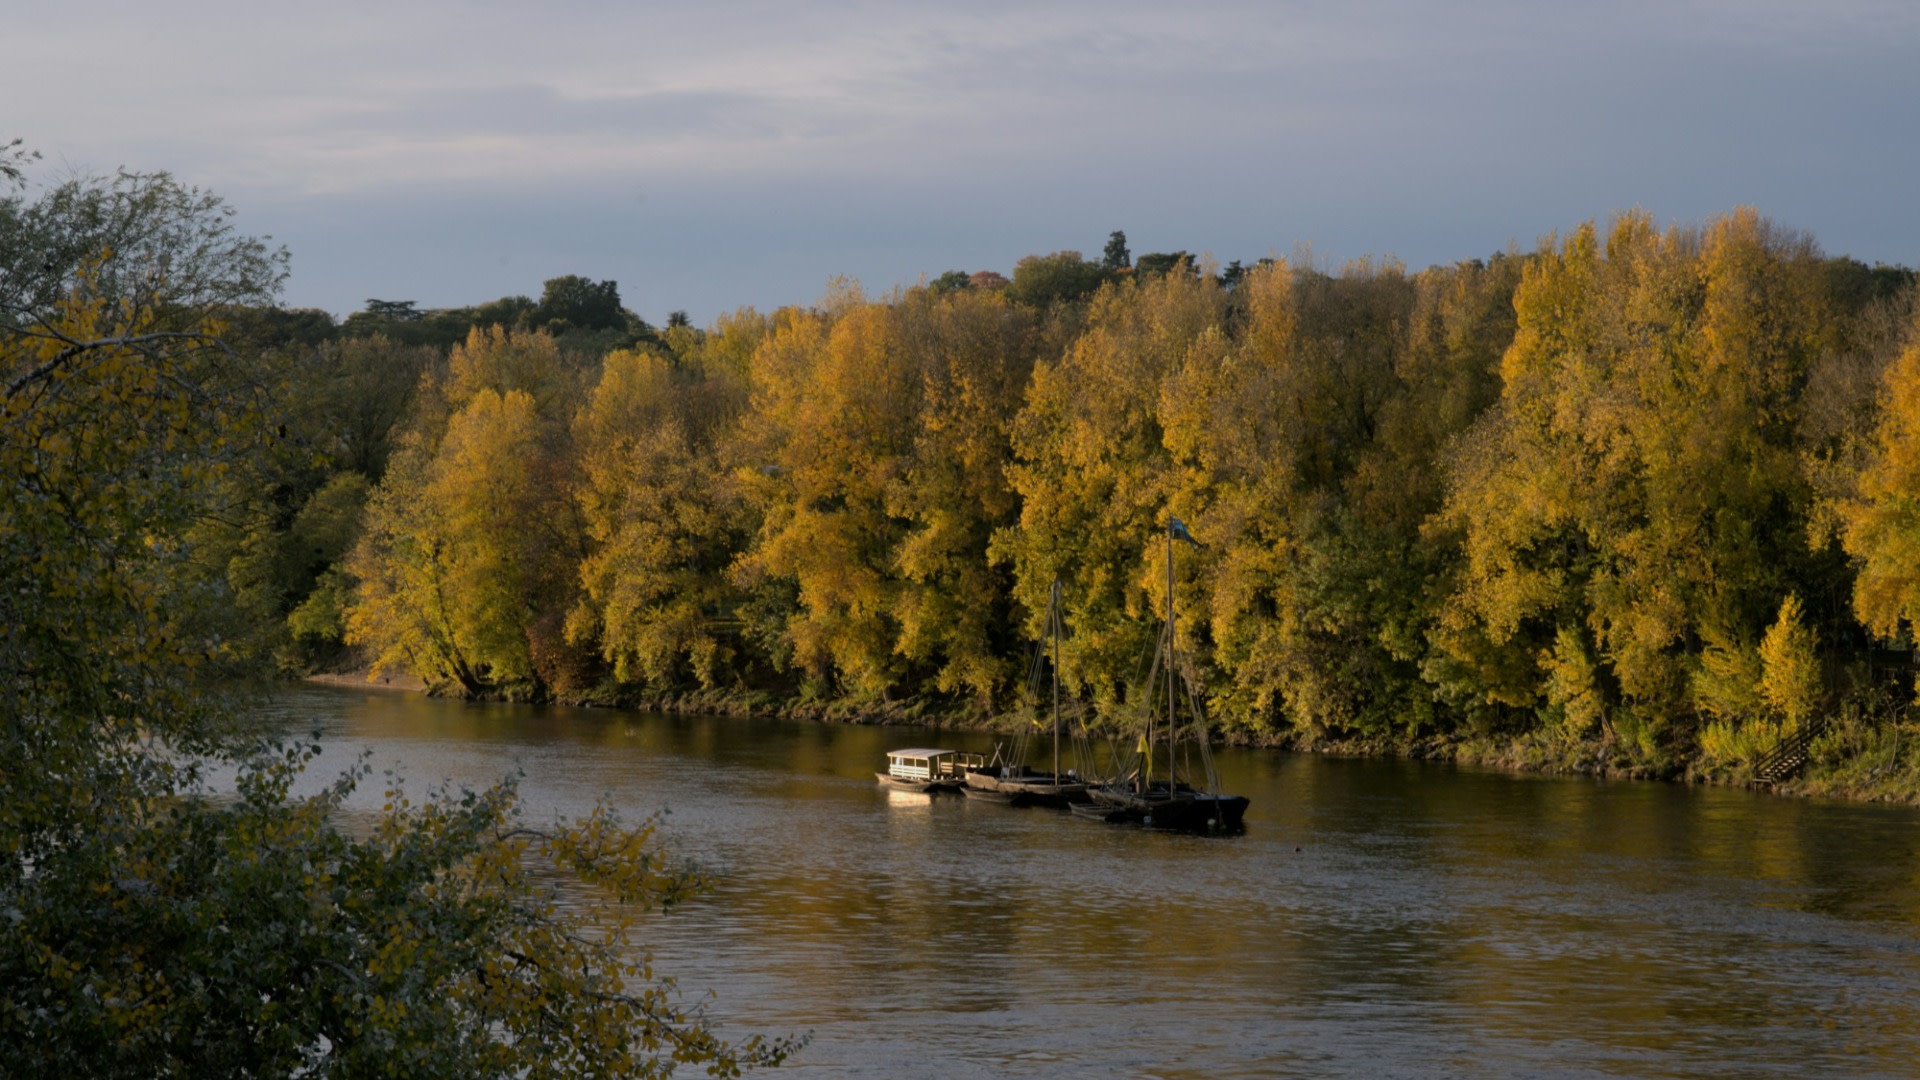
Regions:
[[9, 0, 1919, 325]]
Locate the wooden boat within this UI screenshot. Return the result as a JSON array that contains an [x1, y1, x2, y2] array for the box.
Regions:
[[1077, 518, 1249, 833], [962, 762, 1089, 806], [958, 781, 1022, 805], [963, 579, 1090, 808], [1082, 779, 1248, 831], [876, 748, 984, 793]]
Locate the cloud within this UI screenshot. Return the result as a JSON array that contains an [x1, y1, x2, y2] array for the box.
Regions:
[[8, 0, 1915, 317]]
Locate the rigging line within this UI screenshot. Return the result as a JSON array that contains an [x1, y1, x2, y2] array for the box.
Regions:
[[1182, 662, 1220, 792], [1140, 622, 1166, 719]]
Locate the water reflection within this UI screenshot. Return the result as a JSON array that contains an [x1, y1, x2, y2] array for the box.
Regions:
[[261, 684, 1920, 1078]]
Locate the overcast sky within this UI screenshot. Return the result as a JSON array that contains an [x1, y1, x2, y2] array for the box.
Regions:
[[10, 1, 1918, 324]]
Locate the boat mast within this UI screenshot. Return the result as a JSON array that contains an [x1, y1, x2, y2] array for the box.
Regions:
[[1051, 577, 1062, 783], [1166, 519, 1176, 794]]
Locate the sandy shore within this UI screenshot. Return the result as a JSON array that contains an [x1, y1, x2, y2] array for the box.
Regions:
[[304, 671, 429, 694]]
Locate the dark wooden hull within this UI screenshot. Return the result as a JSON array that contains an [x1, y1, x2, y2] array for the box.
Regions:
[[1083, 784, 1248, 831], [962, 780, 1089, 808], [1010, 785, 1088, 808], [1068, 800, 1127, 822], [963, 769, 1090, 807], [876, 773, 965, 794], [960, 784, 1020, 804], [1190, 793, 1250, 831]]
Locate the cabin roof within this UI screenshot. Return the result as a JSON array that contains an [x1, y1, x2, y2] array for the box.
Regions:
[[886, 748, 958, 759]]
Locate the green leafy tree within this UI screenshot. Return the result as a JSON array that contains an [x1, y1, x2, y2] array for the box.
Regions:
[[290, 334, 438, 480], [1005, 250, 1110, 309], [187, 331, 436, 671], [536, 275, 626, 332], [3, 742, 797, 1078], [928, 270, 972, 294], [1133, 251, 1198, 280], [1, 155, 789, 1075], [364, 298, 422, 320], [474, 293, 539, 331], [282, 471, 374, 653]]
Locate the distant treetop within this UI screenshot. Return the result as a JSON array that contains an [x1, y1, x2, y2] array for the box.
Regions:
[[363, 298, 422, 321]]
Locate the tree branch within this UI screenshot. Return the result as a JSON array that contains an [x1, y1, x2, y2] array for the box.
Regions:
[[5, 330, 216, 399]]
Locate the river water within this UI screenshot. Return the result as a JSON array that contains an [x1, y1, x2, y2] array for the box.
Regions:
[[261, 683, 1920, 1078]]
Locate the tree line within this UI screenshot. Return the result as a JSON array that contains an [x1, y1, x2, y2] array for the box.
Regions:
[[229, 215, 1920, 780]]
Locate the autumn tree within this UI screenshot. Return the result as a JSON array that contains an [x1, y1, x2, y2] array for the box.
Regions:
[[1434, 211, 1838, 759], [721, 284, 1042, 706], [1364, 255, 1522, 725], [1837, 300, 1920, 666], [2, 164, 285, 853], [346, 326, 592, 697], [1759, 593, 1823, 726], [1161, 257, 1437, 737], [734, 292, 920, 697], [994, 261, 1225, 707], [883, 286, 1038, 706], [569, 312, 766, 690]]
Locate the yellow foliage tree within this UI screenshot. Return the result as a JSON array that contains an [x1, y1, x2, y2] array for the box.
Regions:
[[1839, 308, 1920, 655], [1541, 625, 1608, 737], [1758, 593, 1822, 727], [1166, 258, 1435, 735], [883, 287, 1038, 705], [736, 296, 917, 696], [993, 262, 1224, 707], [1435, 211, 1834, 749], [570, 344, 752, 688], [346, 328, 587, 696]]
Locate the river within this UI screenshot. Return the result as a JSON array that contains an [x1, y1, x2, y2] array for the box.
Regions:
[[261, 683, 1920, 1078]]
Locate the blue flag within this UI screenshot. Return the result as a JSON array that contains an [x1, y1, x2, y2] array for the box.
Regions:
[[1169, 517, 1200, 546]]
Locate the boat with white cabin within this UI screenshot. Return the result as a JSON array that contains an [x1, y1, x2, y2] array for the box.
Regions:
[[876, 747, 985, 793]]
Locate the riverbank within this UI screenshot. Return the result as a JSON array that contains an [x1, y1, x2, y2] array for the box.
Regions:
[[304, 670, 429, 694], [304, 672, 1920, 807]]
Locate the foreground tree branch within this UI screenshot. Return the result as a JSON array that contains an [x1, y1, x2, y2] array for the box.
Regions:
[[0, 145, 800, 1078]]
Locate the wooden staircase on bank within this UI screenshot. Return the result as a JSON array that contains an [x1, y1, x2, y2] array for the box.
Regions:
[[1751, 716, 1830, 788]]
